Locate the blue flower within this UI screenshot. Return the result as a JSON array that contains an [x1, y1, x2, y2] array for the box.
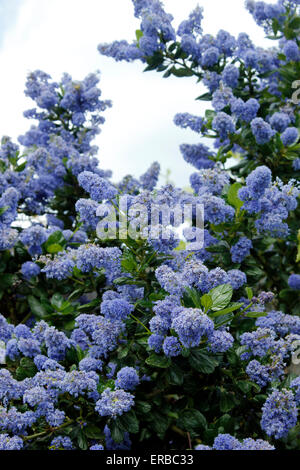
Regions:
[[270, 112, 291, 133], [228, 269, 247, 289], [50, 436, 73, 450], [261, 389, 298, 439], [230, 237, 253, 264], [115, 367, 140, 391], [251, 118, 275, 144], [212, 112, 235, 140], [174, 113, 204, 133], [179, 143, 215, 170], [283, 40, 300, 62], [171, 308, 214, 348], [0, 434, 24, 450], [177, 5, 203, 36], [162, 336, 182, 357], [78, 171, 117, 202], [148, 334, 164, 353], [245, 165, 272, 199], [201, 47, 220, 67], [21, 262, 41, 280], [140, 161, 160, 190], [95, 388, 134, 417], [281, 127, 299, 146], [288, 274, 300, 290], [222, 65, 240, 88], [246, 360, 270, 387], [208, 330, 234, 353]]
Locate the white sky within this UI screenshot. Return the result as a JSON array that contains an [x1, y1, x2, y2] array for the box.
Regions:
[[0, 0, 275, 187]]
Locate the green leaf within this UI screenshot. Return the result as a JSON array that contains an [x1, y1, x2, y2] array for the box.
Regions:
[[205, 109, 215, 120], [119, 410, 139, 434], [0, 273, 18, 290], [215, 414, 233, 433], [135, 29, 143, 42], [289, 17, 300, 30], [77, 430, 88, 450], [84, 424, 103, 439], [244, 265, 264, 279], [163, 68, 173, 78], [113, 277, 145, 287], [170, 66, 194, 77], [168, 364, 184, 386], [146, 353, 171, 368], [246, 287, 253, 300], [64, 319, 76, 331], [196, 92, 212, 101], [272, 18, 280, 35], [206, 241, 230, 254], [118, 344, 130, 359], [236, 380, 260, 394], [214, 312, 234, 328], [210, 302, 243, 317], [0, 260, 6, 274], [15, 162, 26, 172], [209, 284, 233, 312], [220, 392, 237, 413], [189, 350, 218, 375], [177, 409, 207, 432], [144, 51, 164, 71], [51, 293, 65, 309], [16, 357, 38, 380], [77, 298, 101, 311], [201, 294, 213, 312], [28, 295, 48, 319], [0, 206, 9, 216], [149, 293, 165, 302], [68, 289, 84, 301], [66, 345, 82, 364], [44, 231, 66, 253], [227, 183, 244, 210], [183, 288, 203, 308], [236, 381, 252, 394], [150, 412, 170, 439], [46, 243, 63, 254], [136, 401, 152, 414], [110, 422, 125, 444], [245, 311, 267, 319]]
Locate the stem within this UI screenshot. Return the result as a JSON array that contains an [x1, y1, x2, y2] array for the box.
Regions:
[[137, 250, 158, 273], [145, 389, 162, 399], [171, 425, 186, 438], [130, 313, 151, 334], [20, 312, 33, 325], [236, 301, 254, 318], [22, 419, 74, 441], [70, 277, 85, 286], [187, 432, 192, 450], [165, 53, 202, 80]]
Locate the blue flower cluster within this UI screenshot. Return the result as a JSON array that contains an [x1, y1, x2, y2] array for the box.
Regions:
[[239, 166, 299, 238], [195, 433, 274, 450], [239, 310, 300, 388], [261, 389, 298, 439]]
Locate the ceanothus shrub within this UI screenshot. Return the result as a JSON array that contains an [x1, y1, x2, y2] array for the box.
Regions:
[[0, 0, 299, 451]]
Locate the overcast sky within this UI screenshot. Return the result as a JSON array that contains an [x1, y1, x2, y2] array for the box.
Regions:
[[0, 0, 275, 187]]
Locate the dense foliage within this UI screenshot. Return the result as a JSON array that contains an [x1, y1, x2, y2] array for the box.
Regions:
[[0, 0, 300, 451]]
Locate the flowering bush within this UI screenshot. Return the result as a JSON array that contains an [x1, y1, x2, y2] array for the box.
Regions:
[[0, 0, 300, 451]]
